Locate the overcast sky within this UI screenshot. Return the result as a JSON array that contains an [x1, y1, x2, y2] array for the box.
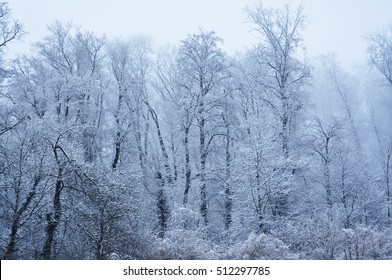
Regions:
[[7, 0, 392, 67]]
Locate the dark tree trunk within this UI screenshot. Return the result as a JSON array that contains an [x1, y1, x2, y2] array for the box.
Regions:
[[183, 125, 191, 206], [42, 171, 63, 259], [148, 104, 172, 185], [223, 115, 232, 230], [198, 95, 208, 226], [112, 85, 123, 170], [112, 129, 121, 170], [42, 146, 63, 260], [386, 147, 391, 219], [95, 207, 106, 260], [156, 172, 169, 238]]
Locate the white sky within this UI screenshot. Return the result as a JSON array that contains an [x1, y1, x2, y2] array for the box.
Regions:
[[6, 0, 392, 67]]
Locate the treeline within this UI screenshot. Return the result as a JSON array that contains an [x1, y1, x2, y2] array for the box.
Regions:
[[1, 2, 392, 260]]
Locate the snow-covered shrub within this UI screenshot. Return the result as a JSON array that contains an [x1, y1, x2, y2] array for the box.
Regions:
[[167, 206, 201, 231], [147, 229, 218, 259], [230, 232, 299, 260], [342, 226, 392, 259]]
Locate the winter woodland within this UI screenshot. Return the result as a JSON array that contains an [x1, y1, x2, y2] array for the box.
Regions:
[[1, 2, 392, 260]]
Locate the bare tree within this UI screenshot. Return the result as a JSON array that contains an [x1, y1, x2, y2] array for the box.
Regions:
[[246, 4, 309, 217], [367, 25, 392, 87], [246, 3, 309, 158], [177, 29, 229, 226]]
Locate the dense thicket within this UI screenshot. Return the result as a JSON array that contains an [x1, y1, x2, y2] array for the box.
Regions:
[[1, 2, 392, 260]]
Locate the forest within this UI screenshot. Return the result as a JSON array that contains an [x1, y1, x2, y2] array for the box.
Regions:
[[1, 2, 392, 260]]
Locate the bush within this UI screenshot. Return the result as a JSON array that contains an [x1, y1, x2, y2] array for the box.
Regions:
[[147, 229, 218, 260], [230, 232, 299, 260]]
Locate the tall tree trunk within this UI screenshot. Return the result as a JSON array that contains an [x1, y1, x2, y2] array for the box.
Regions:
[[183, 125, 191, 206], [146, 102, 172, 237], [112, 129, 121, 170], [171, 128, 178, 182], [223, 115, 232, 230], [42, 168, 63, 259], [386, 144, 391, 219], [147, 103, 172, 185], [324, 139, 333, 223], [199, 98, 208, 226], [112, 84, 123, 170], [282, 97, 290, 159], [156, 171, 169, 238], [42, 147, 63, 259]]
